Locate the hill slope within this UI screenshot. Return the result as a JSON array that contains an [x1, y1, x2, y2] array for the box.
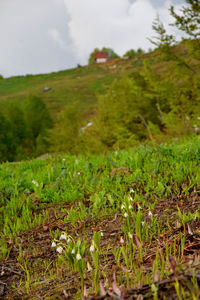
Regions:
[[0, 41, 199, 161]]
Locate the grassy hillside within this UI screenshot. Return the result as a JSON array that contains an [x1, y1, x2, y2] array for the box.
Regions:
[[0, 136, 200, 299], [0, 51, 165, 118], [0, 40, 199, 162], [0, 60, 129, 115]]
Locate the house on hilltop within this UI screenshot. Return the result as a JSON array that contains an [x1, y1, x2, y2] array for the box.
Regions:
[[93, 52, 108, 63]]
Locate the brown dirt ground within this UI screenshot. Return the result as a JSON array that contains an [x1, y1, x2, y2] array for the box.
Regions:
[[1, 194, 200, 299]]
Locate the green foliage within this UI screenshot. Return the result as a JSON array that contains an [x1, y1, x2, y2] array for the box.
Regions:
[[0, 94, 53, 162], [24, 94, 52, 140], [170, 0, 200, 39], [123, 48, 145, 58], [91, 77, 160, 151], [145, 1, 200, 142], [49, 103, 81, 154], [22, 94, 52, 156], [123, 49, 137, 58], [0, 112, 16, 161]]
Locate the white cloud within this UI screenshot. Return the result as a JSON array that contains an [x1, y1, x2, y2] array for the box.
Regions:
[[0, 0, 76, 77], [64, 0, 183, 63], [0, 0, 185, 77], [49, 28, 68, 50]]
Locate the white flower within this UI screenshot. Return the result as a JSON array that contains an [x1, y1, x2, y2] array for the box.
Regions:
[[67, 238, 71, 243], [128, 232, 133, 239], [56, 246, 63, 254], [77, 172, 81, 175], [129, 205, 132, 209], [129, 196, 134, 202], [114, 151, 118, 155], [90, 244, 95, 252], [142, 221, 145, 226], [197, 116, 200, 120], [76, 253, 82, 260], [120, 237, 124, 244], [62, 158, 66, 161], [71, 248, 75, 254], [32, 180, 39, 187], [130, 189, 135, 194], [101, 232, 104, 237], [51, 241, 57, 248], [124, 212, 128, 218], [87, 122, 93, 127], [60, 233, 67, 240], [121, 204, 125, 210], [148, 211, 152, 217]]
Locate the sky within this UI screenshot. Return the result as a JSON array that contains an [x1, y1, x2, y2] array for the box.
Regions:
[[0, 0, 185, 78]]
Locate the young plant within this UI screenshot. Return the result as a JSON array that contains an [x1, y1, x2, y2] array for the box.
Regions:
[[90, 231, 101, 294], [52, 233, 87, 293]]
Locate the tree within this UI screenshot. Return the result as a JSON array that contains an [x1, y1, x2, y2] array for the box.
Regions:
[[6, 104, 28, 159], [170, 0, 200, 60], [170, 0, 200, 40], [146, 1, 200, 141], [0, 112, 16, 162], [123, 49, 136, 58], [49, 104, 81, 154], [23, 94, 53, 155], [92, 77, 161, 151], [8, 104, 27, 144]]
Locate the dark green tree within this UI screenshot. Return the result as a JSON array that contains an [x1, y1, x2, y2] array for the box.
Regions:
[[8, 104, 27, 144], [23, 94, 53, 155], [170, 0, 200, 61], [0, 112, 16, 162], [92, 77, 161, 151], [49, 104, 81, 154], [170, 0, 200, 40], [146, 1, 200, 140], [123, 49, 136, 58]]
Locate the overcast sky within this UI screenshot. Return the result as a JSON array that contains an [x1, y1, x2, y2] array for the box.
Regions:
[[0, 0, 185, 78]]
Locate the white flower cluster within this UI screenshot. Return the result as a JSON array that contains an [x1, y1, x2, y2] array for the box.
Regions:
[[51, 232, 83, 261], [51, 232, 72, 255], [32, 180, 39, 187], [120, 189, 135, 218]]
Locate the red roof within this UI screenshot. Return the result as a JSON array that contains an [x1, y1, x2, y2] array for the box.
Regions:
[[93, 52, 108, 60]]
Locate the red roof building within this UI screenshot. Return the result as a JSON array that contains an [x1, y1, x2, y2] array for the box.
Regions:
[[93, 52, 108, 63]]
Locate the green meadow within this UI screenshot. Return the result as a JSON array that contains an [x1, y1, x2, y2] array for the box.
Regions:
[[0, 136, 200, 298]]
